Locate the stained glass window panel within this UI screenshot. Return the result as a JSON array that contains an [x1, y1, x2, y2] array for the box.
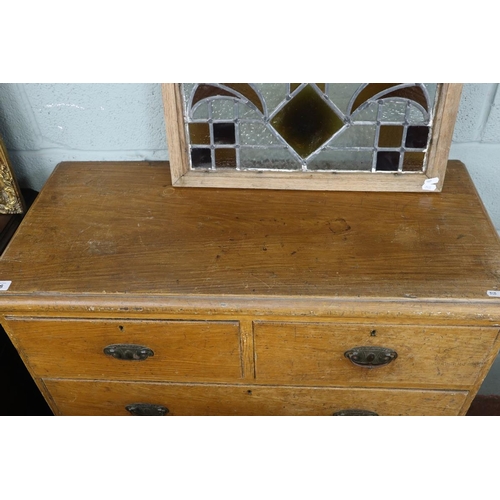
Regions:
[[181, 83, 438, 174]]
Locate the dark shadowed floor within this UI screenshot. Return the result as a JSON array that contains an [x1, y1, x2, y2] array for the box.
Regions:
[[0, 326, 53, 416], [464, 394, 500, 416]]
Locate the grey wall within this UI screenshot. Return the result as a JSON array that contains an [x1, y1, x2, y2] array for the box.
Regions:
[[450, 84, 500, 234], [1, 83, 500, 393], [0, 84, 169, 192]]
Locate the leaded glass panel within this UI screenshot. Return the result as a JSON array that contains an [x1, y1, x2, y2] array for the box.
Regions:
[[181, 83, 438, 173]]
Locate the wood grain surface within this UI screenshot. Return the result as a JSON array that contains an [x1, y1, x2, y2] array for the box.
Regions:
[[3, 318, 242, 382], [44, 379, 468, 416], [0, 161, 499, 315], [254, 322, 499, 389], [0, 160, 499, 416]]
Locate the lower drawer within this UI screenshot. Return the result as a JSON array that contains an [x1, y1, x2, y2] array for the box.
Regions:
[[43, 379, 468, 416]]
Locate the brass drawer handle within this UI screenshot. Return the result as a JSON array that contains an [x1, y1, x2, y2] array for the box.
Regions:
[[333, 410, 378, 416], [104, 344, 154, 361], [126, 404, 169, 416], [344, 346, 397, 368]]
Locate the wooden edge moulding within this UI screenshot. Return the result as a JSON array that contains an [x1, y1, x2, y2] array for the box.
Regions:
[[162, 83, 463, 192]]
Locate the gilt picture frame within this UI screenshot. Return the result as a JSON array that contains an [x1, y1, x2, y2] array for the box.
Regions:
[[162, 83, 463, 192], [0, 136, 24, 214]]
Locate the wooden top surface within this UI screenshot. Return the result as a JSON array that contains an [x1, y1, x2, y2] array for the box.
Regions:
[[0, 161, 499, 315]]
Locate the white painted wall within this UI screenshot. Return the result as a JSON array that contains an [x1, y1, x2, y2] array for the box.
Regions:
[[1, 83, 500, 393]]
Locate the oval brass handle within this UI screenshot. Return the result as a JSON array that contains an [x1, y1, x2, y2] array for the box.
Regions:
[[104, 344, 154, 361], [333, 409, 378, 416], [344, 346, 397, 368], [126, 404, 169, 416]]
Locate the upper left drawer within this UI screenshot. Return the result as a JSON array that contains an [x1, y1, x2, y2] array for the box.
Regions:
[[3, 318, 242, 382]]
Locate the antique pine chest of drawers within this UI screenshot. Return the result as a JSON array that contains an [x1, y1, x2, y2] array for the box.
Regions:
[[1, 160, 499, 416]]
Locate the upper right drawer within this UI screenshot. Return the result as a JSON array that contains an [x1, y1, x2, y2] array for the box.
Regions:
[[253, 322, 499, 390]]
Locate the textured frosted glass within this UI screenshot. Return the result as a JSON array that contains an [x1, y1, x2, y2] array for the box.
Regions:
[[255, 83, 288, 113], [408, 105, 426, 123], [378, 100, 408, 122], [211, 99, 235, 120], [351, 104, 378, 121], [239, 122, 280, 145], [329, 124, 376, 148], [239, 146, 300, 170], [327, 83, 362, 113], [182, 83, 196, 100], [308, 149, 373, 171], [192, 102, 208, 119], [237, 102, 262, 119], [424, 83, 437, 107]]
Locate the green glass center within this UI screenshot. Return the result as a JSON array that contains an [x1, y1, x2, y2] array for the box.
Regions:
[[270, 85, 344, 158]]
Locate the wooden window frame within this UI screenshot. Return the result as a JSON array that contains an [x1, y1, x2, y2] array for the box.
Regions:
[[162, 83, 463, 192]]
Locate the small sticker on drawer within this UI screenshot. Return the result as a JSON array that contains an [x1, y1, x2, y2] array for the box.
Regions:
[[487, 290, 500, 297], [0, 281, 12, 291]]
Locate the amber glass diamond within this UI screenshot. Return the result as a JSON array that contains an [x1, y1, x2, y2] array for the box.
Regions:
[[271, 84, 344, 158]]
